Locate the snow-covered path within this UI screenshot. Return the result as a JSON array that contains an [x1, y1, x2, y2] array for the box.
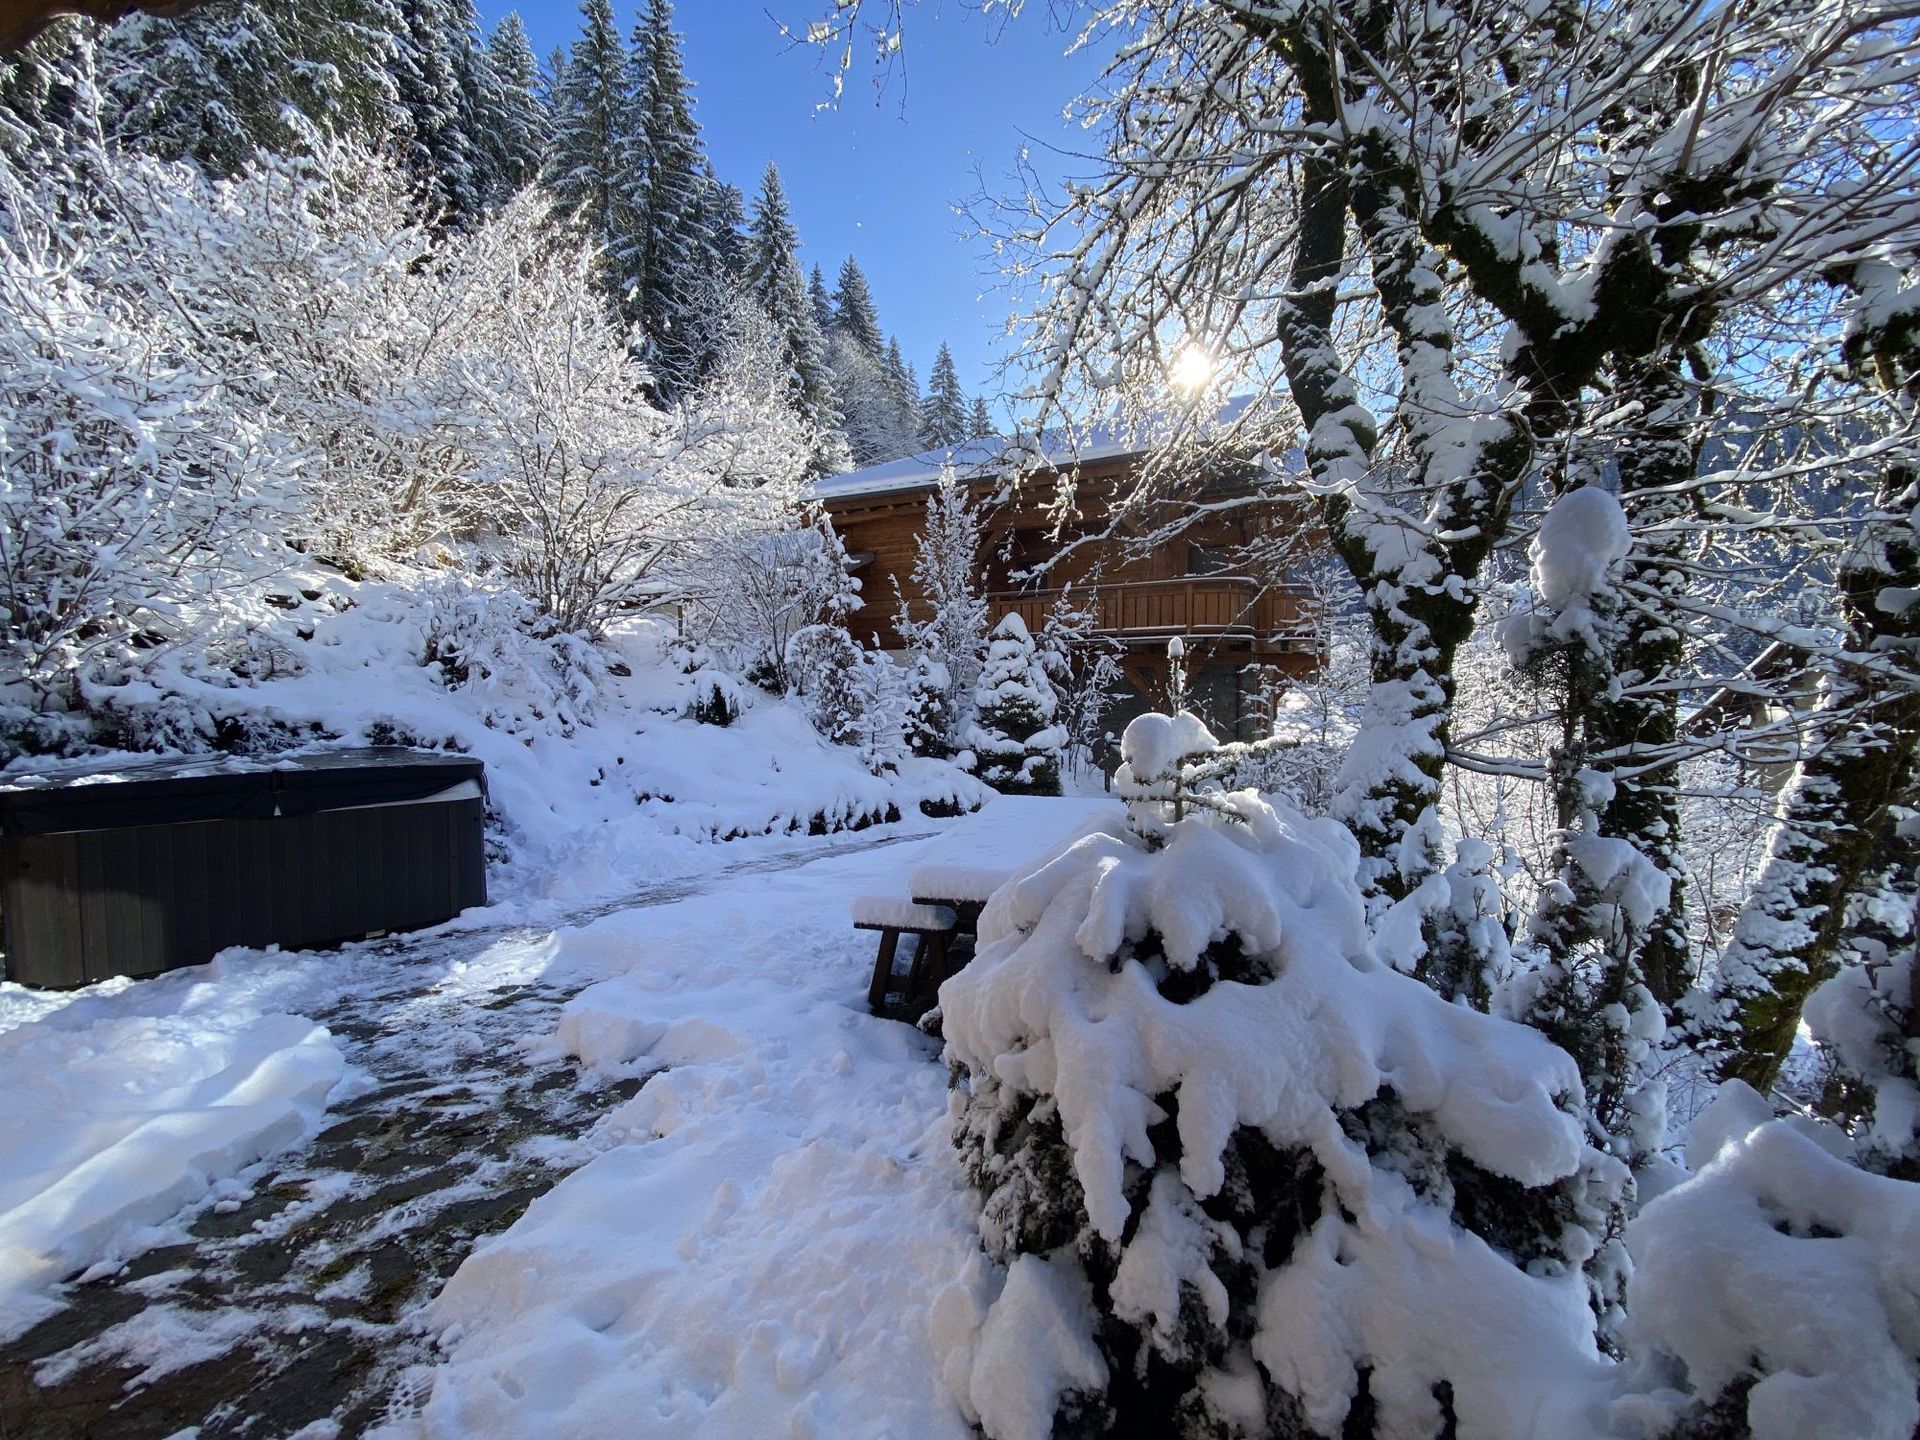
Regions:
[[0, 825, 952, 1438], [1, 797, 1114, 1439]]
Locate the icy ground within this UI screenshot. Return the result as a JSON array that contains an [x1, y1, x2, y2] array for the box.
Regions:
[[0, 798, 1113, 1439]]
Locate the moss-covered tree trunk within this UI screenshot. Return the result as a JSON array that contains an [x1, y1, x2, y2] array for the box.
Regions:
[[1697, 465, 1920, 1090]]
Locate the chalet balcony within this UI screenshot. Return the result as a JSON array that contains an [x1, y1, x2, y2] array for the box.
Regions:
[[986, 577, 1317, 652]]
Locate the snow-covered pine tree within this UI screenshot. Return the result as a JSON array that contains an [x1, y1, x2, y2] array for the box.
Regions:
[[697, 168, 749, 278], [968, 393, 994, 438], [830, 255, 883, 355], [807, 262, 834, 334], [850, 645, 907, 775], [390, 0, 484, 226], [921, 341, 969, 448], [99, 0, 403, 173], [883, 335, 920, 429], [903, 653, 955, 759], [629, 0, 720, 398], [746, 161, 844, 472], [967, 614, 1063, 796], [541, 0, 638, 296], [1037, 588, 1120, 783], [481, 11, 545, 195], [935, 711, 1613, 1439], [897, 463, 989, 750]]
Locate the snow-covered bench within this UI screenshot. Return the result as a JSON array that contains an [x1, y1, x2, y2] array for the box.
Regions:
[[857, 797, 1123, 1024], [856, 895, 958, 1023]]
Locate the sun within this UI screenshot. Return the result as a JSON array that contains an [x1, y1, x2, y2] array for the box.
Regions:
[[1171, 342, 1214, 392]]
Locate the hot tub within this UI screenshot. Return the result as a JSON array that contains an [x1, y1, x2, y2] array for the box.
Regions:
[[0, 748, 487, 988]]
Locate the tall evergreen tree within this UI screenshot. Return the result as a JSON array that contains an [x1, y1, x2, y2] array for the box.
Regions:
[[807, 263, 834, 334], [698, 168, 750, 278], [629, 0, 718, 397], [745, 162, 841, 460], [391, 0, 482, 225], [0, 18, 83, 163], [481, 12, 545, 196], [884, 336, 919, 417], [969, 394, 994, 438], [100, 0, 403, 173], [830, 255, 883, 355], [921, 341, 969, 447], [541, 0, 637, 296]]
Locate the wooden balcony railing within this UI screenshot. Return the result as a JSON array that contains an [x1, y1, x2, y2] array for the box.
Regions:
[[986, 577, 1314, 644]]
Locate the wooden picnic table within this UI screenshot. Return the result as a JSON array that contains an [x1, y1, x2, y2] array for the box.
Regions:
[[854, 797, 1119, 1025]]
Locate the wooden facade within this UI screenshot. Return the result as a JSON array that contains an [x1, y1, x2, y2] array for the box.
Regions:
[[820, 449, 1324, 744]]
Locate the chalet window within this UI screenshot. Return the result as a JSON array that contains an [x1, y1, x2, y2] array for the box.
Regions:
[[1186, 543, 1231, 576]]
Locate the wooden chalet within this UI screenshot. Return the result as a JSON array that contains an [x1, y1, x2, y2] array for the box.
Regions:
[[814, 416, 1324, 746]]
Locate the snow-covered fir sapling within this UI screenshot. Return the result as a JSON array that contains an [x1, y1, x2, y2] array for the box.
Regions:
[[849, 645, 907, 775], [897, 463, 990, 751], [935, 711, 1617, 1440], [667, 637, 742, 727], [787, 621, 865, 749], [1037, 591, 1121, 779], [967, 614, 1064, 797], [904, 653, 955, 759]]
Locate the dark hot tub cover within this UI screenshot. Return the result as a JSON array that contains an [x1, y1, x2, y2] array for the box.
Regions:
[[0, 748, 486, 836]]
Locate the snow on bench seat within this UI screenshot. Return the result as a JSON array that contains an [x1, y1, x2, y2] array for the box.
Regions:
[[907, 863, 1011, 906], [850, 896, 957, 932]]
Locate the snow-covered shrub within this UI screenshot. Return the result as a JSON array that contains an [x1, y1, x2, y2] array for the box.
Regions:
[[662, 640, 744, 727], [935, 712, 1613, 1440], [967, 614, 1063, 797], [1624, 1080, 1920, 1440], [422, 582, 605, 736], [694, 511, 860, 695], [0, 143, 299, 744], [100, 136, 475, 573]]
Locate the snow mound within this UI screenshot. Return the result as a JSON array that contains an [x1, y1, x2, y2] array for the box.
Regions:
[[1627, 1081, 1920, 1440], [0, 1008, 344, 1338]]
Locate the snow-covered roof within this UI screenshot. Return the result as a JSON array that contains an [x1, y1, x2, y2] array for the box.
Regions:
[[812, 395, 1263, 504]]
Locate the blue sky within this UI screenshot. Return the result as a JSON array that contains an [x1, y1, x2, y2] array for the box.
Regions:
[[476, 2, 1110, 415]]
